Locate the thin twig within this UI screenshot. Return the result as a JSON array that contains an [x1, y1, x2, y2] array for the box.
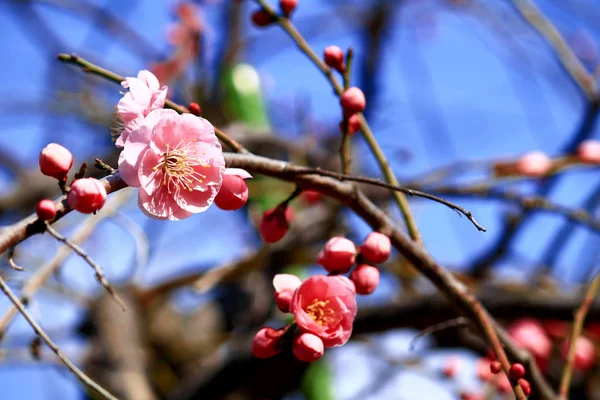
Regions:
[[56, 53, 247, 154], [8, 247, 24, 271], [409, 317, 469, 351], [253, 0, 422, 243], [558, 273, 600, 398], [0, 274, 118, 400], [43, 223, 126, 311]]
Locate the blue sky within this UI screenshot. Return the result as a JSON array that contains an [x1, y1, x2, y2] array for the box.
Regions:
[[0, 0, 599, 398]]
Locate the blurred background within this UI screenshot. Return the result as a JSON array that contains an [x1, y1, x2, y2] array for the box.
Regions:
[[0, 0, 599, 399]]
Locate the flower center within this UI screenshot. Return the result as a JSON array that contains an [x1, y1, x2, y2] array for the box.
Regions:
[[305, 298, 336, 327], [153, 142, 208, 194]]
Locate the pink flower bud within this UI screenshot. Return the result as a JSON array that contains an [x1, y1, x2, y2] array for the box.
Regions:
[[490, 360, 502, 374], [214, 169, 252, 211], [340, 87, 366, 116], [519, 379, 531, 396], [259, 206, 293, 243], [39, 143, 74, 180], [292, 333, 324, 362], [560, 336, 596, 371], [251, 9, 275, 27], [188, 102, 201, 116], [273, 274, 302, 312], [350, 264, 380, 295], [339, 114, 362, 135], [300, 190, 322, 205], [251, 327, 283, 358], [442, 357, 460, 378], [36, 199, 57, 221], [279, 0, 297, 17], [515, 151, 552, 177], [317, 236, 356, 274], [360, 232, 391, 264], [577, 140, 600, 164], [509, 363, 525, 379], [324, 46, 344, 71], [508, 319, 552, 364], [67, 178, 107, 214]]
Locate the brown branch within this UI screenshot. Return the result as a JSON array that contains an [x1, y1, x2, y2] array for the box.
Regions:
[[0, 274, 118, 400]]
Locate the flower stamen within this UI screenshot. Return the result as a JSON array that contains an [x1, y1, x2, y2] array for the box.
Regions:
[[305, 298, 336, 327], [153, 141, 208, 194]]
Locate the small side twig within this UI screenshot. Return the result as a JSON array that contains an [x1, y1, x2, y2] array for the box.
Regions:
[[340, 47, 354, 175], [409, 317, 469, 351], [558, 273, 600, 398], [0, 274, 118, 400], [44, 223, 126, 311], [8, 248, 24, 271]]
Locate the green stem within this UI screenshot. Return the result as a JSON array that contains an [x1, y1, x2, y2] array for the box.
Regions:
[[558, 273, 600, 398], [340, 47, 354, 175], [254, 0, 422, 243]]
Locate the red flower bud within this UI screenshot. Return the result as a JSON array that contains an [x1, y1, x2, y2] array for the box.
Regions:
[[340, 87, 366, 116], [259, 206, 293, 243], [214, 169, 252, 211], [188, 102, 201, 116], [36, 199, 57, 221], [509, 363, 525, 380], [518, 379, 531, 396], [360, 232, 391, 264], [323, 46, 344, 72], [317, 236, 356, 274], [279, 0, 297, 17], [350, 264, 380, 295], [67, 178, 107, 214], [39, 143, 74, 180], [251, 9, 275, 27], [252, 327, 283, 358], [339, 114, 362, 135], [292, 333, 324, 362], [490, 360, 502, 374]]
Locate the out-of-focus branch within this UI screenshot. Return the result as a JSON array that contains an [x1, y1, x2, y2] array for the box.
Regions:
[[559, 273, 600, 398], [0, 191, 131, 338], [0, 274, 118, 400], [510, 0, 598, 100]]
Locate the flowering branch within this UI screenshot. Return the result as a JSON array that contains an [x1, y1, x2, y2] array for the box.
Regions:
[[558, 273, 600, 398], [0, 273, 118, 400], [252, 0, 422, 243]]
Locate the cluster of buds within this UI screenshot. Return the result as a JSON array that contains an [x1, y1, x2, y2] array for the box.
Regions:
[[251, 0, 297, 28], [252, 231, 392, 362], [37, 143, 106, 221]]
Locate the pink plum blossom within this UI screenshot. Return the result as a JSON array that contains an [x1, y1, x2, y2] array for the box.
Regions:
[[560, 336, 596, 371], [508, 318, 552, 368], [273, 273, 302, 313], [290, 275, 357, 348], [350, 264, 380, 295], [115, 70, 167, 147], [67, 178, 107, 214], [118, 109, 225, 220]]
